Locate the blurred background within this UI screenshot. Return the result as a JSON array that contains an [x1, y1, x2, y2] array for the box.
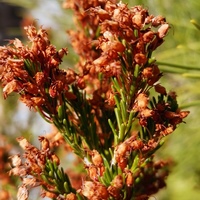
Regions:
[[0, 0, 200, 199]]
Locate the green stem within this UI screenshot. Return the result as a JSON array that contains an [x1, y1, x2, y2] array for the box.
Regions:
[[157, 61, 200, 71], [182, 73, 200, 78], [180, 100, 200, 109]]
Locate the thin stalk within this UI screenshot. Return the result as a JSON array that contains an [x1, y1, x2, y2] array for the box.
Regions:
[[157, 61, 200, 71]]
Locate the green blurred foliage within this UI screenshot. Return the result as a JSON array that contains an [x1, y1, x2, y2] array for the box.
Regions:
[[1, 0, 200, 199]]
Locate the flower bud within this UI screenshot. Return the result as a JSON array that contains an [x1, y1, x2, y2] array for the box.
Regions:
[[161, 126, 174, 136], [91, 150, 103, 167], [108, 185, 121, 199], [34, 72, 45, 86], [16, 137, 31, 150], [143, 31, 155, 43], [112, 175, 123, 189], [132, 14, 144, 28], [31, 97, 45, 106], [38, 136, 50, 151], [152, 15, 166, 27], [179, 111, 190, 119], [77, 77, 86, 89], [88, 166, 98, 181], [158, 24, 170, 38], [103, 31, 114, 40], [51, 154, 60, 165], [96, 184, 109, 199], [43, 191, 57, 199], [140, 108, 153, 118], [58, 48, 68, 58], [82, 181, 95, 199], [66, 193, 77, 200], [118, 158, 128, 170], [134, 53, 147, 65], [17, 185, 29, 200], [115, 142, 128, 159], [134, 93, 149, 111], [126, 171, 134, 187], [154, 84, 167, 95], [10, 154, 22, 167]]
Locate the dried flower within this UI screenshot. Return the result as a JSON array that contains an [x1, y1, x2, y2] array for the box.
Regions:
[[10, 154, 22, 167], [81, 181, 95, 199], [0, 1, 189, 200], [66, 193, 77, 200], [91, 150, 103, 167], [112, 175, 123, 189], [17, 185, 29, 200]]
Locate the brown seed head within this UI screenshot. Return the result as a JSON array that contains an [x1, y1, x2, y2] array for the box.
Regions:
[[143, 31, 155, 43], [132, 14, 144, 29], [31, 97, 45, 106], [77, 77, 86, 89], [96, 184, 109, 199], [91, 150, 103, 167], [66, 193, 77, 200], [82, 181, 95, 199], [112, 175, 123, 189], [131, 139, 144, 150], [88, 165, 98, 181], [51, 154, 60, 165], [152, 15, 166, 27], [10, 154, 22, 167], [115, 142, 129, 159], [140, 108, 153, 118], [34, 72, 45, 85], [43, 191, 57, 199], [38, 136, 50, 151], [134, 93, 149, 111], [154, 84, 167, 95], [118, 158, 128, 170], [161, 126, 174, 136], [16, 137, 32, 150], [17, 185, 29, 200], [158, 24, 170, 38], [126, 171, 134, 187], [134, 53, 147, 65], [107, 185, 121, 199], [2, 80, 23, 99]]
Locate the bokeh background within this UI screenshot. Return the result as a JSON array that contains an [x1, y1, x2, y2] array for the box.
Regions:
[[0, 0, 200, 199]]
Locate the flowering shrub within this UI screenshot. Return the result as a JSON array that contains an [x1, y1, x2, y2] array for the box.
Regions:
[[0, 0, 189, 200]]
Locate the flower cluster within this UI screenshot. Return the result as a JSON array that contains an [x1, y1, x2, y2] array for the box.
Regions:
[[9, 136, 76, 200], [66, 1, 169, 105], [0, 26, 76, 121], [0, 0, 189, 200]]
